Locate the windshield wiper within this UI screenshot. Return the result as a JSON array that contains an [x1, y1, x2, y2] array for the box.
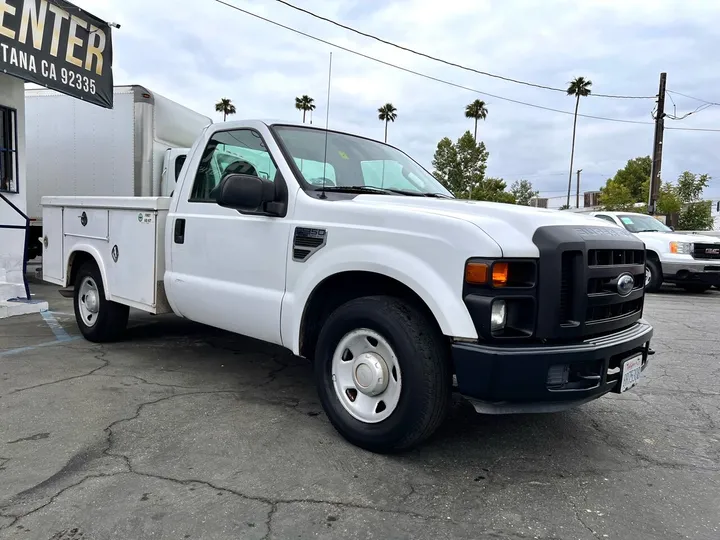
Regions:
[[383, 188, 453, 199], [318, 185, 397, 195], [634, 229, 665, 233], [318, 186, 454, 198]]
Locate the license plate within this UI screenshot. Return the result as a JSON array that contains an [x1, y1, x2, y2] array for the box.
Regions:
[[619, 355, 643, 393]]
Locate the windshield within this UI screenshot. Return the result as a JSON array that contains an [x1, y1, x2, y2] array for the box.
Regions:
[[272, 125, 453, 197], [618, 214, 673, 233]]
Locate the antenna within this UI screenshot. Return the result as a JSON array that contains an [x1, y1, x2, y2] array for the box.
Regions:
[[320, 51, 333, 199]]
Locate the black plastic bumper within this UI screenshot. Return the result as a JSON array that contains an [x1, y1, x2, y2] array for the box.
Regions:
[[452, 320, 653, 414], [670, 272, 720, 286]]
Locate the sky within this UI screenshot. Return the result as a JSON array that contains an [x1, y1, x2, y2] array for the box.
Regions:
[[72, 0, 720, 207]]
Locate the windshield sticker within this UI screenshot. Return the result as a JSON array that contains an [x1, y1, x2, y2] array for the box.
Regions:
[[338, 151, 349, 160], [621, 217, 634, 225]]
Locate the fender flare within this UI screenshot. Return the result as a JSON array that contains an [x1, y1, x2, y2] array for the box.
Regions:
[[281, 244, 478, 355], [65, 245, 114, 301]]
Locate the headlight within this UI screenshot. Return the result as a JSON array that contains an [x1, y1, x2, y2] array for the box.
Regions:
[[670, 241, 692, 254], [490, 300, 506, 331]]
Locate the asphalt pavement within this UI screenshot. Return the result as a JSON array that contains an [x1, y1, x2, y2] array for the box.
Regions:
[[0, 279, 718, 540]]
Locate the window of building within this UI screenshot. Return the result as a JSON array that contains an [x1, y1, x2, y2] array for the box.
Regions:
[[0, 105, 18, 193]]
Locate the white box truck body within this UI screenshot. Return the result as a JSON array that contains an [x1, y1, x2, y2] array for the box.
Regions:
[[24, 85, 211, 258]]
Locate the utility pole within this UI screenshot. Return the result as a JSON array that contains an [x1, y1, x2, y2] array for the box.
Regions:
[[576, 169, 582, 208], [648, 72, 667, 215]]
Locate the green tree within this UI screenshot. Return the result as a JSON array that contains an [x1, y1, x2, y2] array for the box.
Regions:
[[676, 172, 713, 230], [598, 156, 653, 210], [510, 179, 538, 206], [599, 179, 636, 211], [464, 99, 488, 141], [377, 103, 398, 143], [471, 177, 516, 203], [215, 98, 236, 122], [565, 77, 592, 207], [612, 156, 652, 201], [432, 131, 488, 197], [656, 182, 682, 216], [294, 95, 316, 123]]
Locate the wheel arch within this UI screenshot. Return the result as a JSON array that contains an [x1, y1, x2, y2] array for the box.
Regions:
[[296, 270, 454, 360], [65, 246, 112, 299]]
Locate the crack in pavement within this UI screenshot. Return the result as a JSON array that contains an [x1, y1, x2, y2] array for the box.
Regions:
[[582, 412, 718, 473], [0, 472, 121, 531], [2, 350, 109, 398], [261, 502, 277, 540]]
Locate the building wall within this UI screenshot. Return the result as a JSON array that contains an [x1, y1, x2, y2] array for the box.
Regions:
[[0, 74, 28, 300]]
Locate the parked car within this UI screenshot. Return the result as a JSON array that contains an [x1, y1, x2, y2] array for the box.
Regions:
[[41, 120, 654, 452], [589, 211, 720, 293]]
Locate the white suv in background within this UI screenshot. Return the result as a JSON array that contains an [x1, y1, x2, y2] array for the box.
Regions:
[[590, 211, 720, 293]]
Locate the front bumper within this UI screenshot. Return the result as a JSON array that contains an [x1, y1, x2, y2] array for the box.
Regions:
[[662, 260, 720, 285], [452, 320, 653, 414]]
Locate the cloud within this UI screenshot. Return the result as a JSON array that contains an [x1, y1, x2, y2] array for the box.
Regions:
[[73, 0, 720, 205]]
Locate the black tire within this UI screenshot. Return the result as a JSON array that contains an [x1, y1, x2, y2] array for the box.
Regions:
[[73, 261, 129, 343], [644, 259, 662, 293], [681, 283, 711, 293], [314, 295, 451, 453]]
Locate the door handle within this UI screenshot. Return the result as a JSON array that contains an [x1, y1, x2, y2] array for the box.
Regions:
[[174, 218, 186, 244]]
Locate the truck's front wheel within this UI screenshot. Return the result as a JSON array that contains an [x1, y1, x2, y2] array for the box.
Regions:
[[314, 296, 451, 453], [645, 259, 662, 293], [73, 261, 129, 343]]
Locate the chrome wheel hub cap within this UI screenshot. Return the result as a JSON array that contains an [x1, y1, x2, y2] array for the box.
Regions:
[[331, 329, 402, 424], [78, 276, 100, 327], [352, 352, 389, 397]]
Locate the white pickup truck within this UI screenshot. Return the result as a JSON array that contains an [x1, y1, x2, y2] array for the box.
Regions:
[[41, 120, 654, 452], [589, 211, 720, 293]]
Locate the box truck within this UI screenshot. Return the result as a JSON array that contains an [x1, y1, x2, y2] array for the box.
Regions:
[[24, 85, 212, 259]]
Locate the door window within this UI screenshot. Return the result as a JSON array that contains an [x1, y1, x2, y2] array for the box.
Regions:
[[190, 129, 277, 202], [595, 214, 618, 225]]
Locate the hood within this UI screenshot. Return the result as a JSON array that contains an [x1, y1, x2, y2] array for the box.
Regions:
[[637, 231, 720, 244], [349, 196, 626, 256]]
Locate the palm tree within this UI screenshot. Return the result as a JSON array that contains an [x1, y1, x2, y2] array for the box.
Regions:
[[565, 77, 592, 207], [377, 103, 397, 143], [215, 98, 236, 122], [465, 99, 488, 141], [295, 95, 316, 123]]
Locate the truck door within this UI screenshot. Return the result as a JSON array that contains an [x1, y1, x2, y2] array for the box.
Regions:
[[167, 127, 290, 346]]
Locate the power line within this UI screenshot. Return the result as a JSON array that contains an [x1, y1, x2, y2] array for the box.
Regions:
[[665, 90, 715, 121], [666, 125, 720, 132], [215, 0, 719, 133], [272, 0, 654, 100], [667, 90, 720, 107], [490, 171, 613, 178]]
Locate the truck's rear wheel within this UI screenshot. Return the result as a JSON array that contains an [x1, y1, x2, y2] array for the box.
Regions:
[[73, 261, 129, 343], [314, 296, 450, 453]]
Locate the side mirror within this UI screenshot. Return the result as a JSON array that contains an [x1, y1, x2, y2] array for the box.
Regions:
[[214, 174, 275, 212], [669, 226, 675, 231]]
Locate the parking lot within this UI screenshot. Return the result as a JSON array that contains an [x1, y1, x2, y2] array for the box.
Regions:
[[1, 279, 718, 540]]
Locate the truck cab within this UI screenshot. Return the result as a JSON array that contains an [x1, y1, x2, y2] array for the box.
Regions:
[[42, 120, 654, 452], [590, 211, 720, 293]]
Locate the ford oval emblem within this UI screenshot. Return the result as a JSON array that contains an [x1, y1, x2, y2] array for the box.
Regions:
[[617, 273, 635, 296]]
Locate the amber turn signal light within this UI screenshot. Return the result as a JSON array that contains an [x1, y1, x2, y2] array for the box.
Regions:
[[465, 262, 489, 284], [492, 262, 509, 287]]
